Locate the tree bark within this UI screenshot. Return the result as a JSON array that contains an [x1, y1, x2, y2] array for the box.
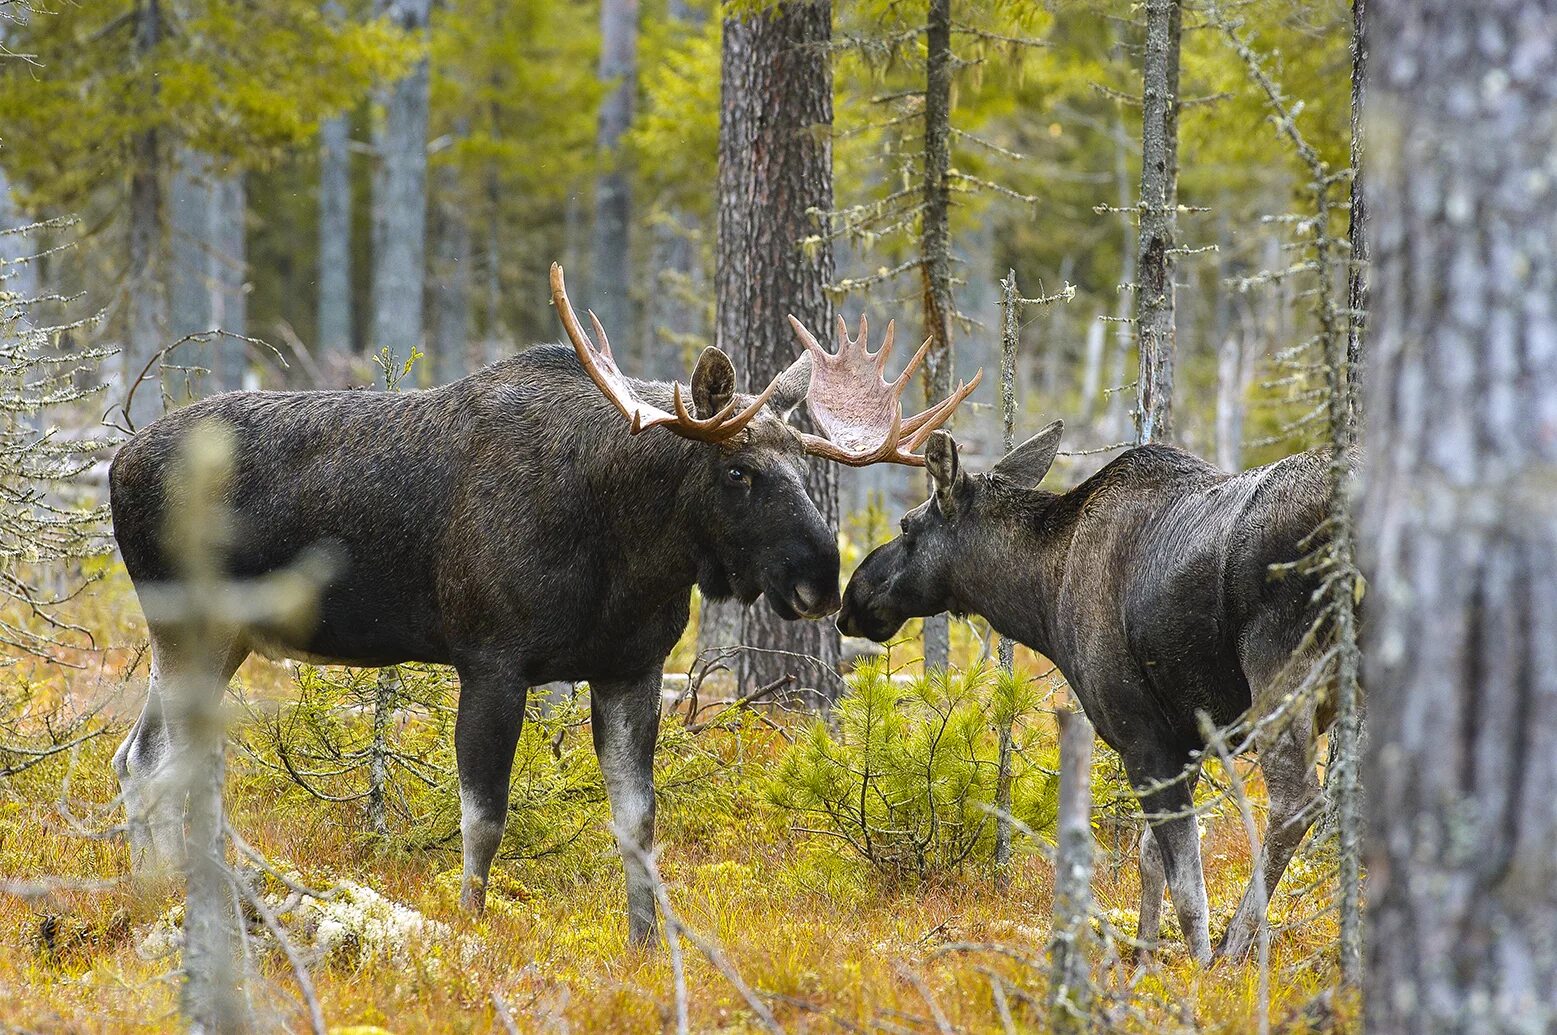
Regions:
[[1361, 1, 1557, 1028], [1134, 0, 1180, 446], [126, 0, 167, 430], [919, 0, 953, 670], [1344, 0, 1368, 434], [318, 112, 354, 360], [371, 0, 432, 362], [717, 0, 839, 700], [590, 0, 639, 362]]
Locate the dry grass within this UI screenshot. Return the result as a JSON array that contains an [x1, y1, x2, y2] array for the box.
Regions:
[[0, 567, 1353, 1034]]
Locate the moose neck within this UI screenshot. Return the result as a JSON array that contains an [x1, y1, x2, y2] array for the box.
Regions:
[[951, 487, 1076, 667]]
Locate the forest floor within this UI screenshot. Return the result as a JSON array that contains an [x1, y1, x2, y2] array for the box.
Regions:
[[0, 564, 1352, 1034]]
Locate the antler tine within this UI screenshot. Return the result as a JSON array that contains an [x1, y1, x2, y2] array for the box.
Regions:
[[891, 335, 937, 392], [901, 371, 984, 450], [874, 319, 896, 369], [788, 314, 828, 359], [587, 309, 615, 362]]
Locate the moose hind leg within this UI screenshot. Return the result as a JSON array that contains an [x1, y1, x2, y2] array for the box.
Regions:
[[1132, 758, 1211, 964], [1135, 825, 1168, 960], [591, 673, 663, 947], [114, 627, 247, 874], [1218, 699, 1321, 959], [453, 658, 527, 913]]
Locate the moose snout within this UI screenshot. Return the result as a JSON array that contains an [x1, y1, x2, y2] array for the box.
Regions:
[[791, 578, 842, 620]]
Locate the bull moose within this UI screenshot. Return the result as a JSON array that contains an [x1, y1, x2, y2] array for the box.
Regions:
[[837, 423, 1338, 961], [108, 264, 978, 945]]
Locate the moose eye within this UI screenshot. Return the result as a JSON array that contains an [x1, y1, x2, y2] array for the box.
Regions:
[[727, 466, 749, 485]]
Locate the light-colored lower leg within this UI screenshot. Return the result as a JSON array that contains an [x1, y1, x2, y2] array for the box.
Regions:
[[1136, 825, 1167, 958]]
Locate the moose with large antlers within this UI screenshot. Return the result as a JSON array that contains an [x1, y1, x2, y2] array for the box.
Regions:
[[108, 263, 978, 945]]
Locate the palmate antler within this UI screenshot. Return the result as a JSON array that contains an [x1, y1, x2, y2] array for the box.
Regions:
[[550, 262, 979, 465], [787, 314, 982, 467]]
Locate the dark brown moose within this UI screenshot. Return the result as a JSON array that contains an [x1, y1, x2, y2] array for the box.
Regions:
[[839, 424, 1338, 961], [108, 264, 979, 946]]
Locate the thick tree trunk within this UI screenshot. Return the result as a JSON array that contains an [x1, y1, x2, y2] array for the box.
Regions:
[[125, 0, 167, 430], [1134, 0, 1180, 445], [1361, 1, 1557, 1028], [919, 0, 953, 671], [717, 0, 839, 700], [371, 0, 432, 362], [318, 112, 354, 360], [590, 0, 639, 361]]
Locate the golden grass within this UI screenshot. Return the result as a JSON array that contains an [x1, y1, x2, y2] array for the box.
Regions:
[[0, 570, 1353, 1034]]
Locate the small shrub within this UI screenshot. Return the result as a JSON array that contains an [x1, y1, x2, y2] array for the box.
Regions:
[[768, 661, 1059, 882]]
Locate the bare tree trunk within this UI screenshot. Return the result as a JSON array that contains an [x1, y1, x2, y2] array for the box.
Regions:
[[171, 152, 247, 394], [126, 0, 167, 430], [1049, 707, 1094, 1033], [1344, 0, 1368, 434], [211, 171, 246, 389], [647, 1, 707, 382], [993, 270, 1019, 875], [1214, 330, 1244, 470], [1134, 0, 1180, 445], [371, 0, 432, 361], [590, 0, 639, 359], [717, 0, 839, 700], [919, 0, 953, 671], [318, 112, 354, 360], [169, 148, 215, 397], [431, 160, 471, 384], [1361, 1, 1557, 1027], [1105, 116, 1137, 448], [1332, 0, 1368, 990], [1079, 314, 1105, 425]]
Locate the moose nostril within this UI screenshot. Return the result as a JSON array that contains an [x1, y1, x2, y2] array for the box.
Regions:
[[794, 581, 841, 617]]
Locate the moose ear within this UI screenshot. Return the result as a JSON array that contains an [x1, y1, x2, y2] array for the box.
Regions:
[[691, 347, 737, 419], [926, 430, 964, 514], [769, 351, 813, 420], [992, 419, 1064, 487]]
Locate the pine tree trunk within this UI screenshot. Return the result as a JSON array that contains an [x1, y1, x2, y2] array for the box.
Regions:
[[717, 0, 839, 701], [590, 0, 639, 362], [126, 0, 167, 430], [1361, 1, 1557, 1027], [919, 0, 953, 671], [1134, 0, 1180, 445], [318, 112, 355, 360], [371, 0, 432, 361]]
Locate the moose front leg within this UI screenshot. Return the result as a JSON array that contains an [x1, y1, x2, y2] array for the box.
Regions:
[[453, 656, 527, 913], [590, 672, 663, 947]]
